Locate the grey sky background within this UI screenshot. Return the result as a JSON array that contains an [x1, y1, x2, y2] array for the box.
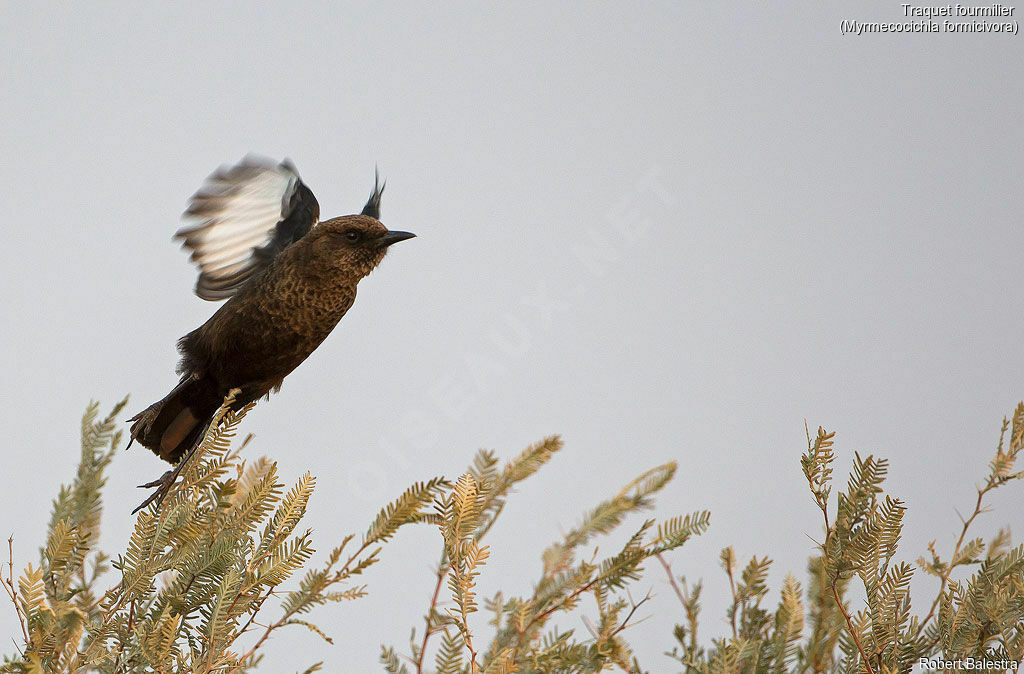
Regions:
[[2, 2, 1021, 671]]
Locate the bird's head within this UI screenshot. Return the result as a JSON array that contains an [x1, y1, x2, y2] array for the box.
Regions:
[[309, 215, 415, 279]]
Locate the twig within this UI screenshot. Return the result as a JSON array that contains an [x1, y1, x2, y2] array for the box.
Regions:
[[817, 502, 874, 674], [230, 613, 285, 670], [229, 540, 380, 672], [512, 569, 617, 659], [657, 552, 702, 660], [413, 487, 505, 672], [450, 548, 480, 672], [829, 580, 874, 674], [2, 537, 29, 646], [604, 591, 651, 674], [920, 486, 987, 634], [234, 591, 275, 647], [725, 555, 738, 639], [611, 590, 653, 638], [415, 556, 450, 674], [806, 441, 875, 674], [655, 553, 687, 608], [111, 597, 136, 673]]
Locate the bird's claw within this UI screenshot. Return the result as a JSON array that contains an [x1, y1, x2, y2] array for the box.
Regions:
[[133, 470, 178, 514], [137, 470, 174, 489]]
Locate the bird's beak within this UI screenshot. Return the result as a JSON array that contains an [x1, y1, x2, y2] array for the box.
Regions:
[[378, 230, 416, 248]]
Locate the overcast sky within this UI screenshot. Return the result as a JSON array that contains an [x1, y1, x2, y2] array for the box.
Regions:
[[2, 3, 1022, 671]]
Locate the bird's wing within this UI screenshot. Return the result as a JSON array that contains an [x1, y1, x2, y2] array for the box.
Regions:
[[174, 156, 320, 301]]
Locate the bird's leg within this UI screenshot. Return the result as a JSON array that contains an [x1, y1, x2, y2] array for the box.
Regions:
[[131, 476, 172, 515], [131, 387, 242, 515], [131, 437, 202, 515]]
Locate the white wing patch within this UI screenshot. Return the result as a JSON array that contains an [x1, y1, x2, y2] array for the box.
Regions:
[[175, 156, 308, 301]]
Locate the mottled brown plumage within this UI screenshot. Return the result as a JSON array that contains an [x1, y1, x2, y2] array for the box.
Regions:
[[128, 158, 413, 510], [177, 216, 395, 412]]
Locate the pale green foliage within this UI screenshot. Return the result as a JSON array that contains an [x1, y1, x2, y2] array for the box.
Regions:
[[666, 404, 1024, 674], [386, 439, 712, 673], [1, 399, 444, 673], [5, 400, 1024, 673]]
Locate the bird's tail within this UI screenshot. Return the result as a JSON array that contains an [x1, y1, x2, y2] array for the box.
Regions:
[[128, 374, 223, 463]]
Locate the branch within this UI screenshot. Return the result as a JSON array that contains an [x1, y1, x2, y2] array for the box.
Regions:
[[450, 547, 480, 672], [611, 590, 653, 638], [656, 553, 687, 609], [1, 536, 28, 647], [829, 579, 874, 674], [725, 555, 738, 639], [819, 503, 874, 674], [230, 538, 381, 672], [415, 556, 450, 674], [920, 485, 988, 634]]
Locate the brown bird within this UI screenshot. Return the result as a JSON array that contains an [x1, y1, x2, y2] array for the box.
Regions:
[[128, 156, 414, 510]]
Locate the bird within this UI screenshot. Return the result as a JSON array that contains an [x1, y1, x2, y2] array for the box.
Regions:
[[128, 156, 414, 511]]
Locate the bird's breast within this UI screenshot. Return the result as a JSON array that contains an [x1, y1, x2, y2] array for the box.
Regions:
[[197, 277, 357, 388], [256, 281, 357, 354]]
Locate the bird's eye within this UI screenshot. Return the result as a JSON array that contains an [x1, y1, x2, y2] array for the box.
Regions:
[[343, 230, 362, 243]]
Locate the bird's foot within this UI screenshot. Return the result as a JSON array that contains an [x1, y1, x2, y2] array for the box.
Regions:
[[132, 458, 188, 516], [138, 470, 175, 490], [133, 470, 178, 514], [132, 433, 205, 515]]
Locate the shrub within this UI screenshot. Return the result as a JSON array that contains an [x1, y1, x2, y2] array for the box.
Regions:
[[2, 400, 1022, 673]]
